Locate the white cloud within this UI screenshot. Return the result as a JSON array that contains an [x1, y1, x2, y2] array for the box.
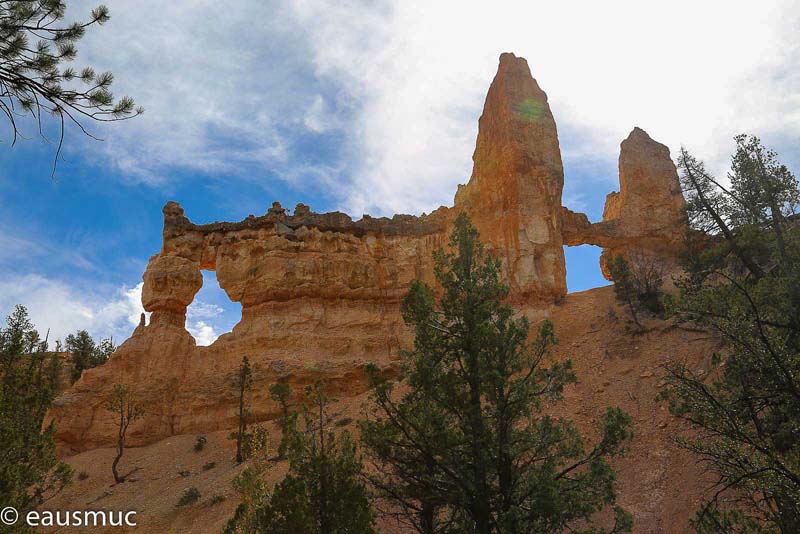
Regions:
[[186, 300, 224, 320], [64, 0, 312, 183], [97, 282, 148, 335], [0, 276, 145, 344], [304, 95, 337, 133], [59, 0, 799, 215], [186, 320, 219, 346], [288, 0, 800, 215]]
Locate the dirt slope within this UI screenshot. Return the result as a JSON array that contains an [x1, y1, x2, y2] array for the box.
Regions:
[[44, 285, 720, 533]]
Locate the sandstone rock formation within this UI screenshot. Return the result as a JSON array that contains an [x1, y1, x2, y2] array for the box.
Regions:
[[48, 53, 687, 452], [562, 127, 687, 278], [142, 254, 203, 327], [455, 52, 566, 301], [50, 202, 455, 451]]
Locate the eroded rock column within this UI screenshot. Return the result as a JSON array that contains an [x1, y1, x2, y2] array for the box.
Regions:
[[142, 254, 203, 327], [599, 128, 687, 277], [455, 52, 566, 302]]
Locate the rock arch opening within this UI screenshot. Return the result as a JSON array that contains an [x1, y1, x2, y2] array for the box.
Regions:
[[186, 270, 242, 346], [563, 244, 610, 293]]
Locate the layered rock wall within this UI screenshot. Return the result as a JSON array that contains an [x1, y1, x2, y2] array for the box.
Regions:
[[51, 203, 456, 450]]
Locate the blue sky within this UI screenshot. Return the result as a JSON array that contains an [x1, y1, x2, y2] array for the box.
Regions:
[[1, 0, 798, 345]]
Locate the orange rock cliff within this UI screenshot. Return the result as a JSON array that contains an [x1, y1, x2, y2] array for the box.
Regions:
[[48, 52, 687, 452]]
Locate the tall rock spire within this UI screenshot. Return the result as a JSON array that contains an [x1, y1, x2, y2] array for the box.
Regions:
[[609, 127, 686, 234], [560, 127, 688, 280], [596, 127, 687, 278], [455, 52, 566, 302]]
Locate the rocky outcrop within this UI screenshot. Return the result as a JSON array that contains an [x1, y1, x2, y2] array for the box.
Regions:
[[455, 52, 566, 302], [562, 127, 687, 278], [48, 54, 688, 452], [611, 127, 686, 233], [159, 200, 456, 306]]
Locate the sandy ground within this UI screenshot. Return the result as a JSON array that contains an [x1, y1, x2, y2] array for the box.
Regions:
[[42, 285, 722, 533]]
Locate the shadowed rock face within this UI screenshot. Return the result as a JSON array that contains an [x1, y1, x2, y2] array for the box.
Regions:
[[48, 53, 687, 452]]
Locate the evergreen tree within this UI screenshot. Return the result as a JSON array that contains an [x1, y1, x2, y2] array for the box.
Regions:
[[607, 254, 643, 329], [105, 384, 143, 483], [360, 213, 633, 534], [94, 337, 114, 365], [235, 356, 252, 464], [226, 381, 375, 534], [0, 305, 72, 529], [662, 135, 800, 532], [64, 329, 113, 382], [269, 379, 294, 460], [0, 0, 142, 176]]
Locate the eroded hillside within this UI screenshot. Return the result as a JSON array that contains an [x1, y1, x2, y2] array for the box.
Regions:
[[46, 286, 720, 533]]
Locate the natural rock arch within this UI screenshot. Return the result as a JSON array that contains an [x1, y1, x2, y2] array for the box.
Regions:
[[49, 52, 688, 453]]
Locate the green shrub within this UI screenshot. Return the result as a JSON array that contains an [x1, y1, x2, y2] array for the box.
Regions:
[[177, 487, 201, 507], [203, 461, 216, 471], [194, 435, 207, 452], [608, 251, 667, 328]]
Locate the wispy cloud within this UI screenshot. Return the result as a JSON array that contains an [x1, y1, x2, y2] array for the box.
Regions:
[[0, 235, 45, 260], [0, 232, 97, 272], [187, 301, 224, 320], [65, 0, 324, 185]]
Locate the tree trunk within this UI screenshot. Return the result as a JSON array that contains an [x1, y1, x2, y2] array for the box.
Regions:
[[466, 349, 491, 534], [236, 380, 245, 463], [626, 294, 642, 329], [318, 399, 331, 534], [112, 439, 124, 483], [420, 458, 437, 534], [420, 501, 435, 534], [112, 408, 125, 483]]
